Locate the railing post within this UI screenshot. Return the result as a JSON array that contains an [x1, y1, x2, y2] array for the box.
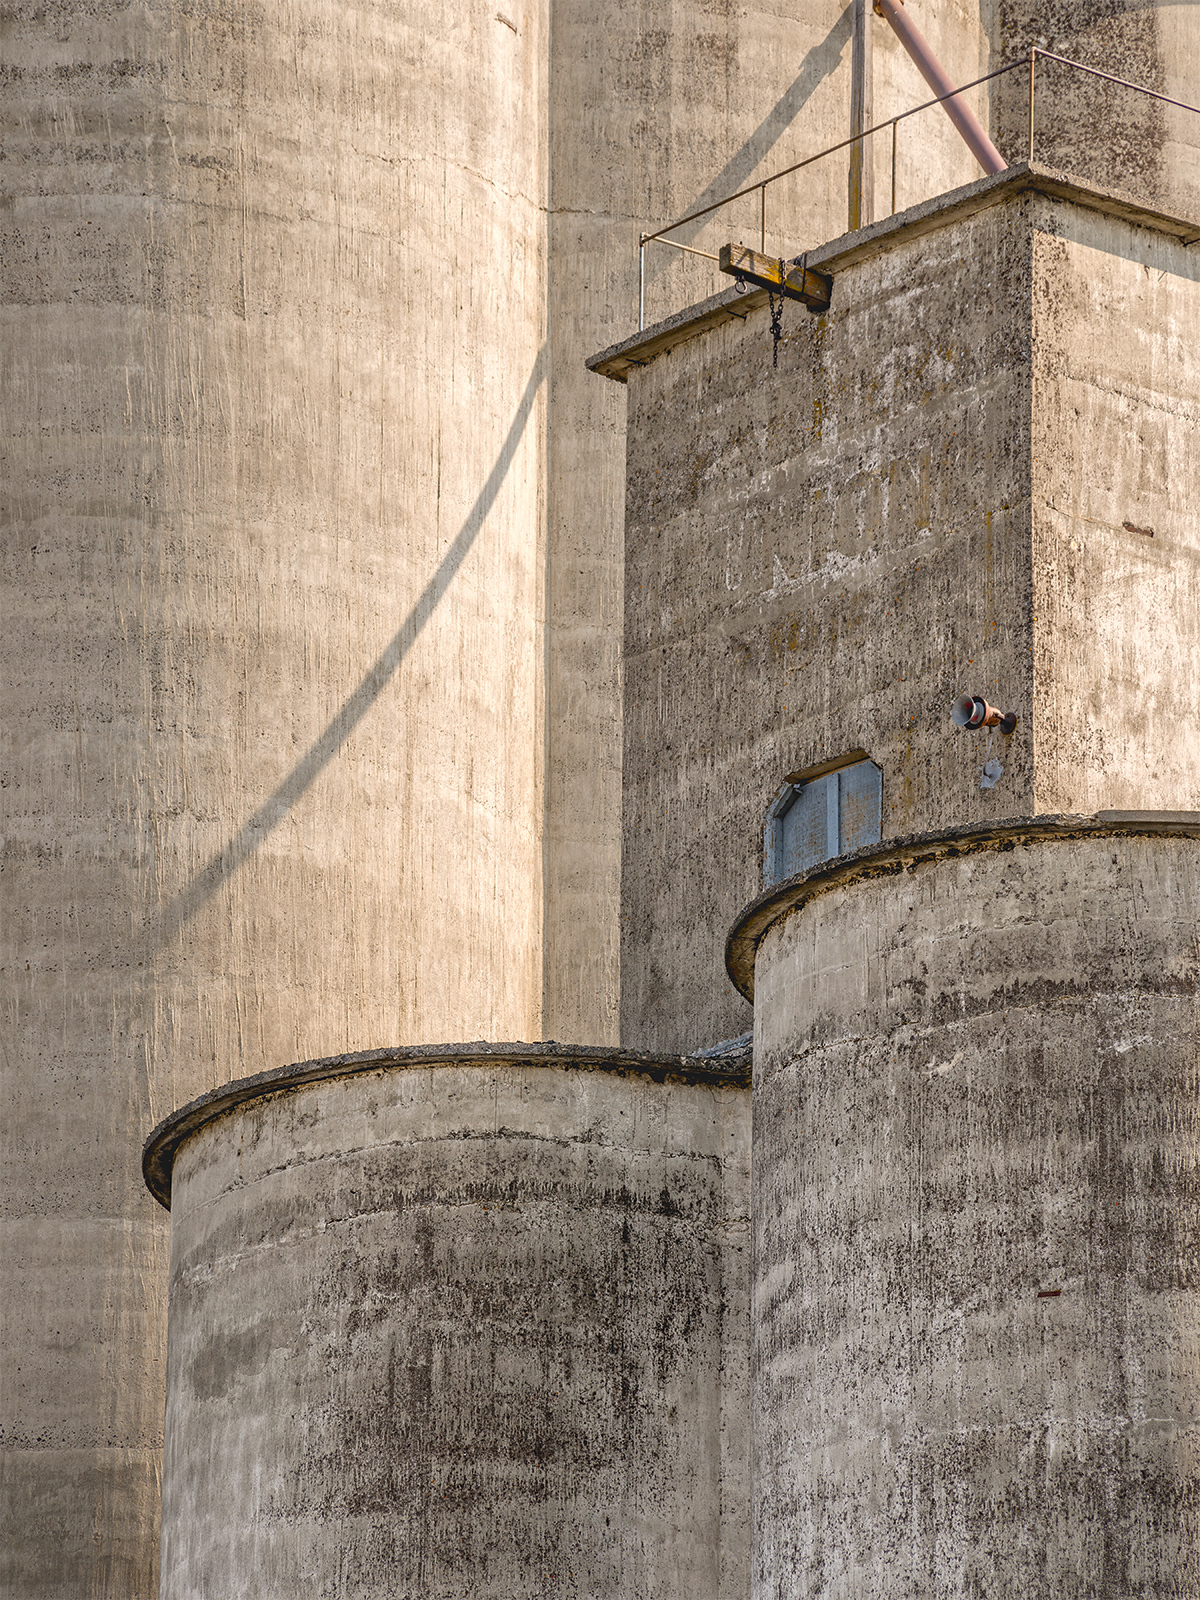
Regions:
[[891, 119, 897, 213], [639, 236, 645, 331], [1028, 48, 1036, 163], [848, 0, 874, 229]]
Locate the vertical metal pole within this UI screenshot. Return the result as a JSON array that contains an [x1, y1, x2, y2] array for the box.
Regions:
[[1028, 49, 1036, 163], [891, 119, 897, 214], [639, 237, 645, 331], [849, 0, 874, 230], [760, 185, 766, 253]]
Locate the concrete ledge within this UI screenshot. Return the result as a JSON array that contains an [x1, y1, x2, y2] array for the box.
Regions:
[[587, 163, 1200, 381], [725, 813, 1200, 1003], [143, 1040, 751, 1210]]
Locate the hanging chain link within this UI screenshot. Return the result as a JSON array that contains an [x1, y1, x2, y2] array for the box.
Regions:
[[767, 261, 785, 367], [767, 253, 812, 367]]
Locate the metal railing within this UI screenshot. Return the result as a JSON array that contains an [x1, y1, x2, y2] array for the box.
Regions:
[[638, 49, 1200, 329]]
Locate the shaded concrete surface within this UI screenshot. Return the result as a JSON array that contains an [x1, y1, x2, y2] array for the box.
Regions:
[[617, 178, 1037, 1051], [1029, 197, 1200, 811], [542, 0, 837, 1049], [2, 0, 1009, 1579], [1, 0, 546, 1589], [612, 173, 1200, 1052], [541, 0, 992, 1044], [745, 824, 1200, 1598], [990, 1, 1200, 220], [149, 1047, 751, 1599]]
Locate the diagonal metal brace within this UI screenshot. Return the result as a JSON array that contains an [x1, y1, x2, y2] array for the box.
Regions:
[[719, 244, 832, 311]]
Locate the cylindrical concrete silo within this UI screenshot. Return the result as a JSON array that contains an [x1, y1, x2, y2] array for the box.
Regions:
[[0, 0, 545, 1589], [727, 817, 1200, 1599], [143, 1044, 751, 1599]]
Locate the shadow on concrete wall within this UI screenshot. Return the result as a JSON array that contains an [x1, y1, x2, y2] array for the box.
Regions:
[[154, 346, 547, 950], [665, 4, 853, 255]]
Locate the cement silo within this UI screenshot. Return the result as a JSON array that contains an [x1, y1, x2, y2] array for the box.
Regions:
[[728, 818, 1200, 1598], [1, 0, 546, 1589], [144, 1044, 751, 1599], [596, 120, 1200, 1592], [9, 0, 1200, 1587], [0, 0, 1007, 1589]]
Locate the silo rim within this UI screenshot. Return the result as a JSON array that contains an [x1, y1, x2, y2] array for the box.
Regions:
[[142, 1041, 750, 1211], [724, 812, 1200, 1005]]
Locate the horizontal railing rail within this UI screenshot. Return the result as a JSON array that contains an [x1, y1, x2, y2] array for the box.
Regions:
[[637, 48, 1200, 328]]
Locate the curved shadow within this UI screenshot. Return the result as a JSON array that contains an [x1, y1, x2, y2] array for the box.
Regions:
[[153, 345, 546, 950], [666, 5, 853, 253]]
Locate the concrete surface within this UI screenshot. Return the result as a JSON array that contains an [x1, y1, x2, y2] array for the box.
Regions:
[[611, 171, 1200, 1052], [549, 0, 1200, 1041], [541, 0, 993, 1044], [6, 0, 1200, 1592], [0, 1, 1002, 1586], [149, 1046, 751, 1599], [1, 0, 546, 1590], [744, 821, 1200, 1598], [1030, 200, 1200, 812], [991, 1, 1200, 222]]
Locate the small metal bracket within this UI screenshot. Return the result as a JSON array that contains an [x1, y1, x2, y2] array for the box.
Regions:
[[719, 244, 832, 312]]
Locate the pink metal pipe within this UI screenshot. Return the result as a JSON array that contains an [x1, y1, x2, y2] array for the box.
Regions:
[[873, 0, 1007, 175]]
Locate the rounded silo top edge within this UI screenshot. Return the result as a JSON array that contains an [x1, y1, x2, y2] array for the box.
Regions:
[[724, 812, 1200, 1005], [141, 1041, 751, 1211]]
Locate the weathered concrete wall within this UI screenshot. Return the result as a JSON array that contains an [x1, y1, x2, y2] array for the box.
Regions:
[[615, 174, 1200, 1052], [744, 822, 1200, 1599], [990, 1, 1200, 221], [0, 0, 1004, 1586], [150, 1047, 751, 1600], [541, 0, 994, 1046], [619, 186, 1039, 1052], [1029, 197, 1200, 813], [9, 0, 1196, 1591], [1, 0, 547, 1589]]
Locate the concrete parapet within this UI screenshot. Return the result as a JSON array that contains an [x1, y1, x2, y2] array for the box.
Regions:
[[145, 1043, 751, 1600]]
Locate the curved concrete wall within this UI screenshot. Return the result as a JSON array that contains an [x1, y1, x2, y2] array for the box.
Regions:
[[1, 0, 545, 1590], [737, 821, 1200, 1598], [147, 1046, 751, 1599]]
